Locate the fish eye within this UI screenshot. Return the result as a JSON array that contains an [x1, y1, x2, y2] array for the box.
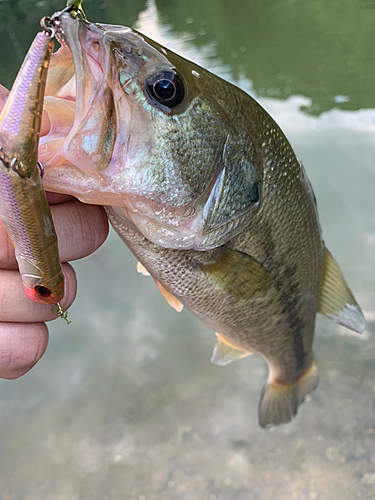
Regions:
[[146, 71, 184, 108], [34, 285, 51, 298]]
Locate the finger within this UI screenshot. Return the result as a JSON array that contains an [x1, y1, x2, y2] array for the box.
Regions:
[[0, 263, 76, 323], [54, 201, 109, 262], [0, 322, 48, 379], [0, 200, 108, 269]]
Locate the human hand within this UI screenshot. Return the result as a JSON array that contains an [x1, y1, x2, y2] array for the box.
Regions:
[[0, 189, 109, 380], [0, 82, 109, 379]]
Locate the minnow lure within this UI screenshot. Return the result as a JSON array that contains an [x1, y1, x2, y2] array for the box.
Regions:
[[0, 25, 67, 320]]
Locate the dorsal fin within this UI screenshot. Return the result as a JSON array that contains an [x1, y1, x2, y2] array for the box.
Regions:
[[210, 332, 252, 366], [318, 247, 365, 333]]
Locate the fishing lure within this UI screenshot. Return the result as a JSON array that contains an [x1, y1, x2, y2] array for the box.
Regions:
[[0, 24, 68, 321]]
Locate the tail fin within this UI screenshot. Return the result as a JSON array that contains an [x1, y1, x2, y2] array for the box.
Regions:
[[258, 359, 319, 428]]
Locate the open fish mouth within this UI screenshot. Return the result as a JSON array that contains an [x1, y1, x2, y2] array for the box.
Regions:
[[40, 13, 135, 205]]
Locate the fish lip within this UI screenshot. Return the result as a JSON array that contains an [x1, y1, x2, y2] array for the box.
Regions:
[[42, 13, 112, 175], [54, 12, 102, 46], [55, 13, 106, 108], [54, 15, 131, 79]]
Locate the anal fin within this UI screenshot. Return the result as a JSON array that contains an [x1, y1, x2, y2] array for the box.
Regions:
[[153, 278, 184, 313], [318, 247, 365, 333], [211, 332, 252, 366], [259, 359, 319, 428]]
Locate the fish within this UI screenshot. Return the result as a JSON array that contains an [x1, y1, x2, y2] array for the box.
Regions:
[[38, 11, 365, 426], [0, 29, 65, 310]]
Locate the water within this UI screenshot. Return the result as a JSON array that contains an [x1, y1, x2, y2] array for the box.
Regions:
[[0, 0, 374, 498]]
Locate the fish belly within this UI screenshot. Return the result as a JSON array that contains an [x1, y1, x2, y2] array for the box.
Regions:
[[106, 205, 322, 383]]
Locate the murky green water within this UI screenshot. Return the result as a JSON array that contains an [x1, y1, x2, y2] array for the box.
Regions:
[[0, 1, 374, 499]]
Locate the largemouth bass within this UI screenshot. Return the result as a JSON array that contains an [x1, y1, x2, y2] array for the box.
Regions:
[[0, 29, 65, 308], [38, 11, 365, 426]]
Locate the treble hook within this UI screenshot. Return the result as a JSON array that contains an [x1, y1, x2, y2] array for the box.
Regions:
[[10, 157, 18, 172], [53, 302, 71, 324], [0, 145, 6, 167], [37, 161, 44, 179], [49, 3, 85, 25]]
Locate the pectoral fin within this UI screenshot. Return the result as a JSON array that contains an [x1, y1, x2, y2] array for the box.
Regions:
[[153, 278, 184, 313], [202, 247, 273, 300], [136, 262, 183, 312], [318, 247, 365, 333], [137, 261, 150, 276], [211, 332, 252, 366]]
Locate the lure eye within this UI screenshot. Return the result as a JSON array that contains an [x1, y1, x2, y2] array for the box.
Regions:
[[34, 285, 51, 298], [146, 71, 184, 108]]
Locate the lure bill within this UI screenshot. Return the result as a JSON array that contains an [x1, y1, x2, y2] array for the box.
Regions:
[[0, 29, 67, 320]]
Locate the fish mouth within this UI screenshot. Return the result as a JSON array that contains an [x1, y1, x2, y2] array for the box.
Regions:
[[40, 13, 133, 205]]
